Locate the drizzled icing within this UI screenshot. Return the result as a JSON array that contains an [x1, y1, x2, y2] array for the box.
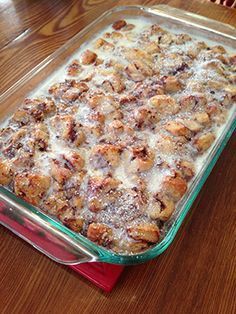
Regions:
[[0, 18, 235, 253]]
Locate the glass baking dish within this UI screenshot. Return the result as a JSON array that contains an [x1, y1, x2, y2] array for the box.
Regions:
[[0, 5, 235, 265]]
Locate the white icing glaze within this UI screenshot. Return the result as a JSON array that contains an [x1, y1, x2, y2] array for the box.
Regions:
[[0, 17, 235, 253]]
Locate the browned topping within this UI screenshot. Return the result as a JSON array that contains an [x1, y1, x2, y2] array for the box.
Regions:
[[119, 95, 137, 105], [71, 195, 84, 210], [148, 193, 175, 221], [64, 218, 84, 232], [211, 45, 226, 54], [102, 74, 125, 93], [112, 20, 127, 30], [94, 58, 104, 66], [193, 112, 210, 125], [14, 172, 50, 206], [12, 98, 56, 124], [94, 38, 115, 51], [133, 106, 159, 129], [165, 121, 191, 138], [194, 133, 216, 153], [130, 146, 154, 172], [162, 176, 188, 201], [81, 49, 97, 65], [149, 95, 179, 114], [180, 119, 202, 133], [127, 223, 160, 243], [125, 60, 153, 81], [87, 223, 113, 246], [108, 120, 124, 134], [149, 24, 166, 35], [104, 31, 123, 40], [162, 76, 182, 92], [229, 55, 236, 65], [0, 160, 12, 185], [51, 159, 72, 184], [44, 192, 68, 215], [90, 144, 121, 169], [33, 123, 49, 151], [175, 160, 195, 181], [88, 198, 103, 212], [67, 60, 82, 76], [88, 176, 121, 194], [64, 152, 85, 171]]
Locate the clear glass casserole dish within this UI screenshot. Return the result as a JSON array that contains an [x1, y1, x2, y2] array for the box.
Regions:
[[0, 5, 235, 265]]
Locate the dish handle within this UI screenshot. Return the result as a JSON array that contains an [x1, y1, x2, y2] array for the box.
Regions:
[[0, 191, 97, 265]]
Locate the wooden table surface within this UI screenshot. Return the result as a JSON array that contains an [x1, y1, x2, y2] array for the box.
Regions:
[[0, 0, 235, 313]]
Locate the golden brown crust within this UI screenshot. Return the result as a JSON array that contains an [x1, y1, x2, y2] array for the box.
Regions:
[[44, 191, 68, 215], [64, 152, 85, 171], [125, 60, 153, 82], [165, 121, 191, 138], [14, 172, 50, 206], [162, 176, 188, 201], [113, 241, 149, 254], [127, 223, 160, 243], [67, 59, 82, 76], [51, 159, 72, 184], [193, 133, 216, 153], [0, 160, 13, 185], [148, 193, 175, 221], [94, 38, 115, 51], [87, 176, 121, 212], [133, 106, 159, 130], [64, 218, 84, 232], [193, 112, 210, 125], [12, 98, 56, 125], [80, 50, 97, 65], [175, 160, 195, 181], [149, 95, 179, 115], [87, 223, 113, 246], [162, 76, 182, 92], [90, 144, 121, 169], [129, 145, 154, 172]]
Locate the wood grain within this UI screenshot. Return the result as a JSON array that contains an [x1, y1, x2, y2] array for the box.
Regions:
[[0, 1, 235, 313]]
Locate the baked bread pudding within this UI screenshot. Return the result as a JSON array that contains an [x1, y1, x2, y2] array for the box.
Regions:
[[0, 19, 235, 253]]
